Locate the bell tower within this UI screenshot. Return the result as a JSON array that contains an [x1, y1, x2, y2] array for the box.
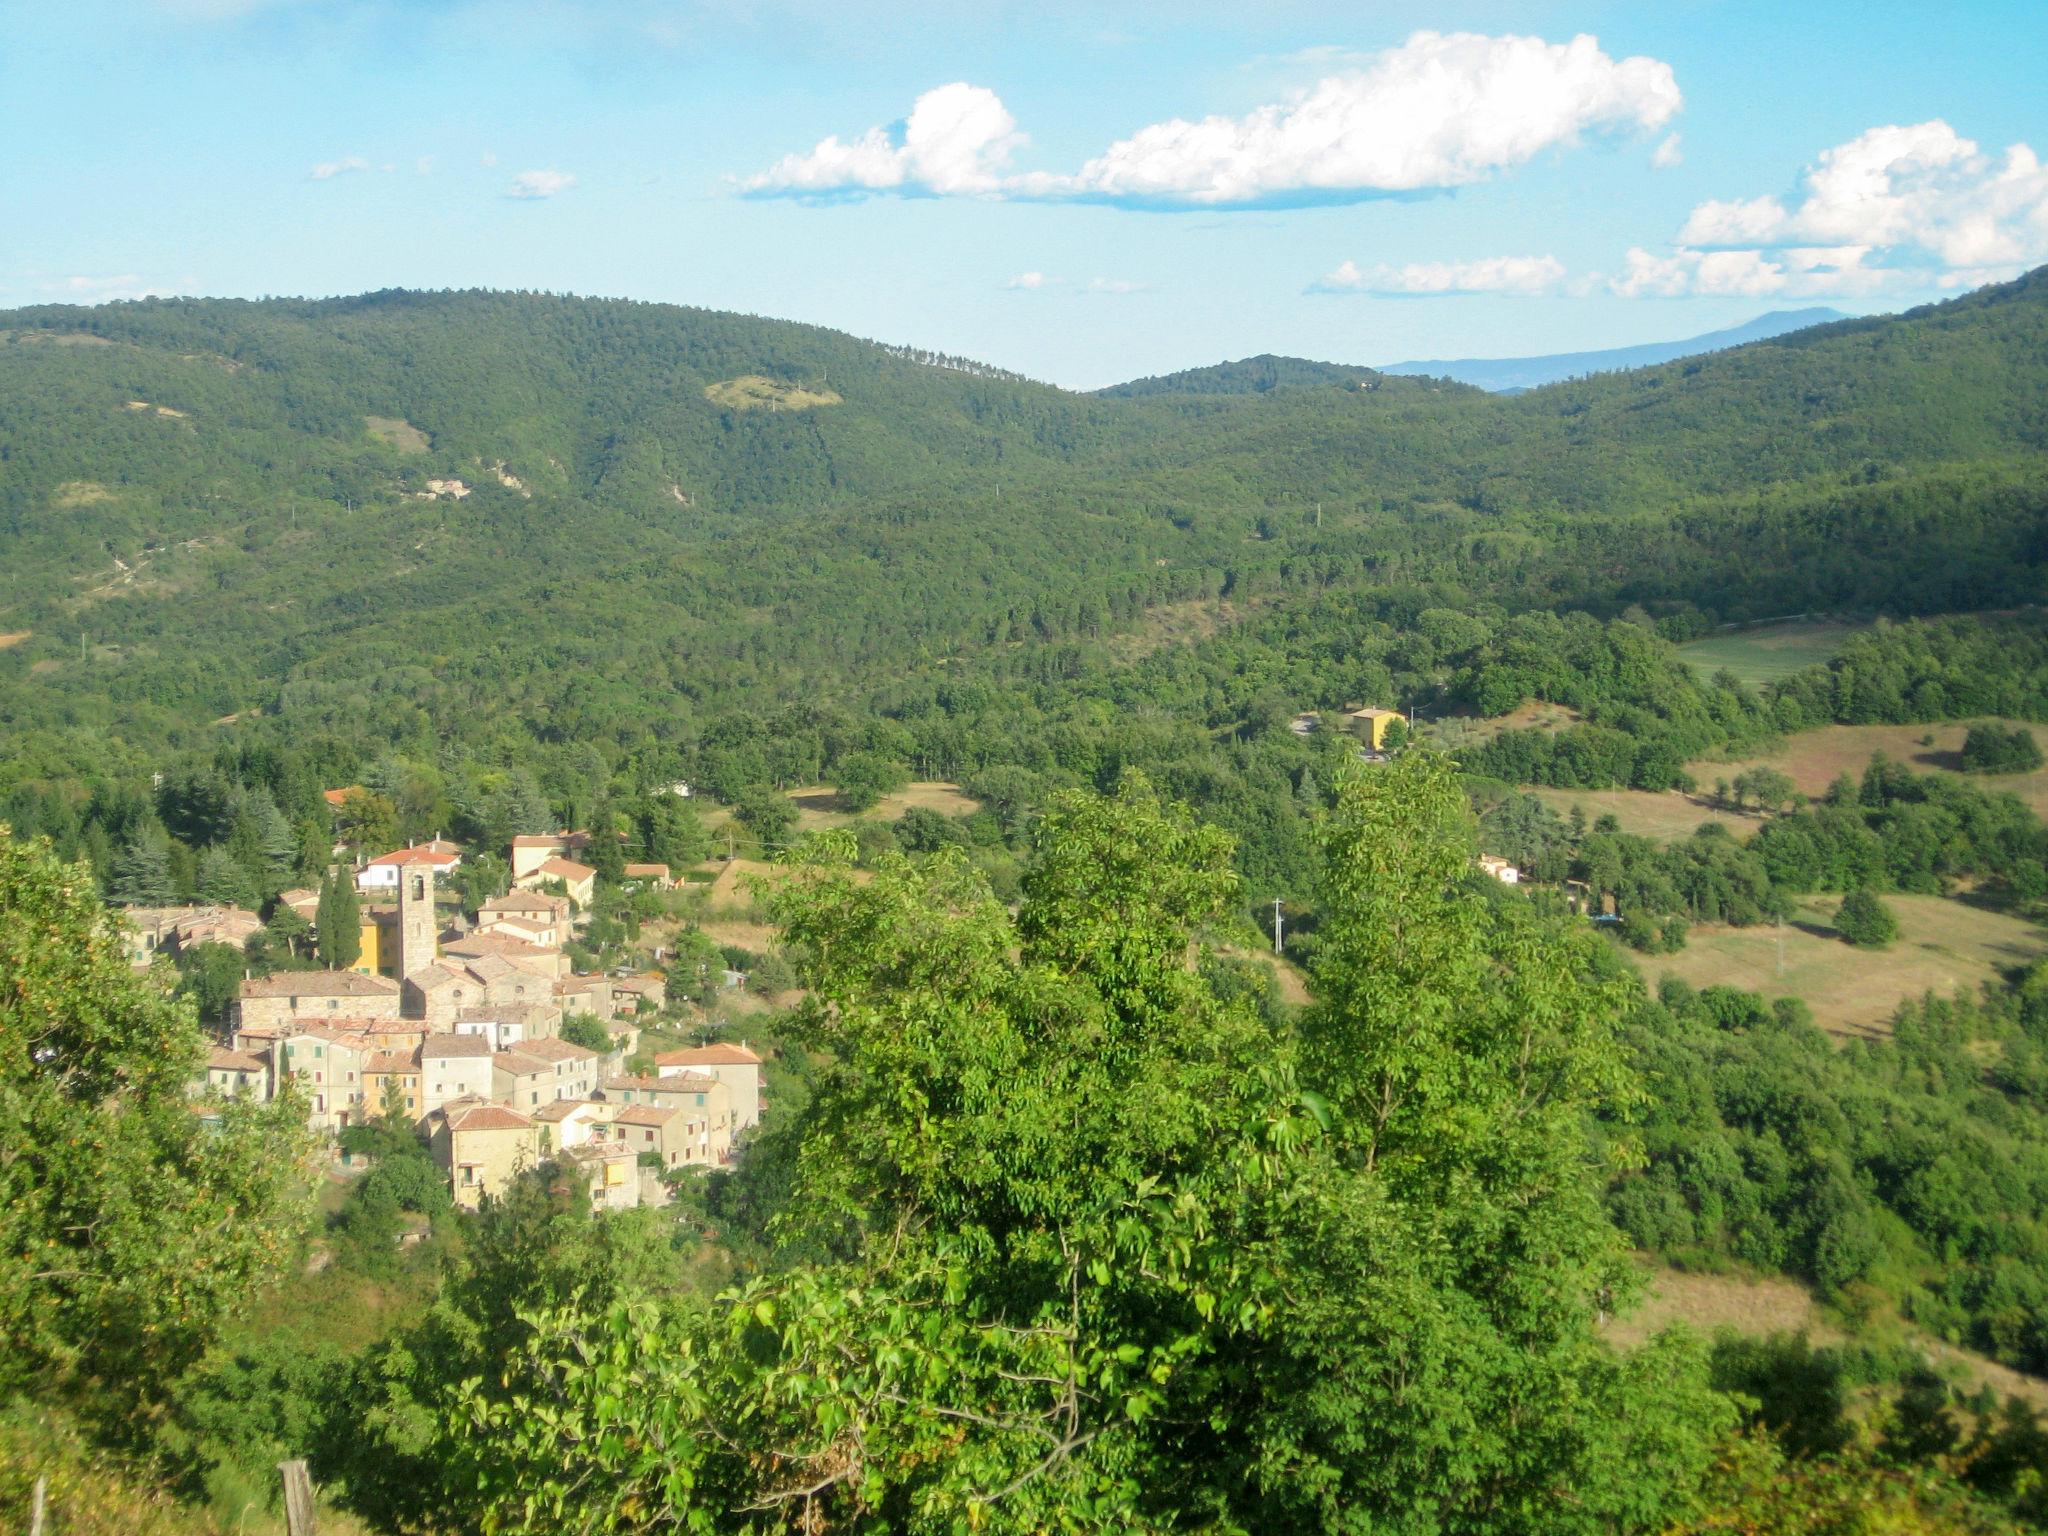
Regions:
[[398, 861, 438, 981]]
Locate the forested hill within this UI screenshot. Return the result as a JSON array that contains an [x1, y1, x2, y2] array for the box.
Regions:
[[1093, 353, 1395, 397], [0, 271, 2045, 793]]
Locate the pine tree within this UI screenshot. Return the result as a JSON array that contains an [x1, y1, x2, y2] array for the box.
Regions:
[[196, 847, 255, 909], [316, 871, 362, 970], [110, 830, 175, 906]]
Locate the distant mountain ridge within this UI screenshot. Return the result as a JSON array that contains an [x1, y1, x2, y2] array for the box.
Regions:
[[1380, 308, 1851, 393], [1092, 353, 1414, 398]]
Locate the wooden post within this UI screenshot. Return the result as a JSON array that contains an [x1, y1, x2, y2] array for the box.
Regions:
[[278, 1459, 316, 1536], [27, 1475, 45, 1536]]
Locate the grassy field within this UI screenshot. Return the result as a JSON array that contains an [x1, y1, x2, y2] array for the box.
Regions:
[[785, 780, 981, 832], [1676, 619, 1871, 686], [702, 375, 842, 411], [1525, 786, 1763, 843], [1634, 893, 2048, 1041], [1604, 1261, 2048, 1409], [1691, 719, 2048, 818], [1429, 698, 1581, 753]]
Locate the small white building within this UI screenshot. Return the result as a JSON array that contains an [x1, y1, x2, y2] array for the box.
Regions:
[[1478, 855, 1521, 885]]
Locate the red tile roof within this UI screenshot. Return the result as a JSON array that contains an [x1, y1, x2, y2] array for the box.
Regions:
[[422, 1033, 494, 1059], [239, 970, 400, 998], [206, 1047, 265, 1073], [656, 1042, 762, 1067], [447, 1104, 533, 1132], [535, 856, 596, 881], [614, 1104, 679, 1127]]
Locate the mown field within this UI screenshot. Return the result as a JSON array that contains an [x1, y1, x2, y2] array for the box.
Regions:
[[1691, 719, 2048, 817], [1633, 893, 2048, 1041], [1675, 619, 1872, 686], [1524, 786, 1762, 842]]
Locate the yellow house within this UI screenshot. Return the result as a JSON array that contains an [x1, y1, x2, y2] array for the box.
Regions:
[[1348, 707, 1404, 751]]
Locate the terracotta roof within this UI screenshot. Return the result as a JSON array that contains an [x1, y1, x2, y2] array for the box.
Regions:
[[656, 1042, 762, 1068], [510, 834, 563, 848], [606, 1070, 715, 1094], [364, 1049, 420, 1073], [366, 845, 459, 869], [493, 1048, 551, 1075], [533, 1098, 607, 1123], [481, 889, 563, 913], [602, 1071, 665, 1092], [535, 856, 596, 881], [1349, 706, 1402, 720], [623, 863, 670, 878], [206, 1047, 265, 1072], [520, 1036, 597, 1064], [447, 1104, 533, 1132], [456, 1002, 558, 1026], [614, 1103, 680, 1127], [239, 970, 400, 998], [611, 973, 664, 993], [421, 1033, 494, 1059], [293, 1025, 374, 1048], [322, 786, 362, 809]]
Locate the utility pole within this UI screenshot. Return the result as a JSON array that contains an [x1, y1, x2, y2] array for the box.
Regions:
[[1272, 898, 1285, 955]]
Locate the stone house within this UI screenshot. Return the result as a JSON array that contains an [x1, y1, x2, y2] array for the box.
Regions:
[[362, 1046, 425, 1122], [275, 1026, 371, 1131], [199, 1046, 270, 1100], [420, 1033, 495, 1115], [654, 1041, 764, 1131], [562, 1139, 641, 1212], [430, 1100, 539, 1209], [234, 970, 403, 1032], [515, 855, 597, 908]]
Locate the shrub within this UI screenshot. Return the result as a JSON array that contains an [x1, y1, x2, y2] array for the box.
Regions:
[[1835, 888, 1899, 947]]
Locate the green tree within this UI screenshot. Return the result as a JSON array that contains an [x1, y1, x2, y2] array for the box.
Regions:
[[558, 1013, 613, 1053], [0, 829, 312, 1414], [315, 871, 361, 971], [175, 940, 247, 1026], [110, 828, 175, 906], [735, 786, 799, 848], [1835, 887, 1899, 947], [196, 846, 255, 909]]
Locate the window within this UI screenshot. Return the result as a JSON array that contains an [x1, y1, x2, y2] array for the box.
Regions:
[[314, 1046, 323, 1059]]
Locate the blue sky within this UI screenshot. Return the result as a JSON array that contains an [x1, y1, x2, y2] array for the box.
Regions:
[[3, 0, 2045, 386]]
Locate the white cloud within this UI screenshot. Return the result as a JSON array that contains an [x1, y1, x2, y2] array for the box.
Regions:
[[415, 156, 434, 176], [1004, 271, 1052, 289], [309, 156, 369, 181], [743, 30, 1679, 208], [1610, 243, 1892, 299], [1055, 32, 1678, 206], [1633, 120, 2048, 296], [1086, 277, 1148, 294], [1319, 254, 1566, 295], [1652, 132, 1683, 170], [747, 82, 1023, 196], [507, 169, 577, 199]]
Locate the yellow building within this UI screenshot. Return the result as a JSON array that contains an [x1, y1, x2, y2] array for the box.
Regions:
[[1348, 706, 1404, 751]]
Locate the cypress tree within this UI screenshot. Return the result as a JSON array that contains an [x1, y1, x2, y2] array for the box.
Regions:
[[316, 871, 362, 970]]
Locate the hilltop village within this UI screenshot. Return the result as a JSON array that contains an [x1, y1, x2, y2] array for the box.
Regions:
[[135, 818, 764, 1210]]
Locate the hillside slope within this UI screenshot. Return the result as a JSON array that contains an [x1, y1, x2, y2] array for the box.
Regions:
[[0, 272, 2043, 784]]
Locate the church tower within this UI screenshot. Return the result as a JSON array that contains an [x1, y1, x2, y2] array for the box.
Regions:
[[397, 861, 438, 981]]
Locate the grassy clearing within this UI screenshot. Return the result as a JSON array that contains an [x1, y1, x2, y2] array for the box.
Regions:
[[1633, 894, 2048, 1042], [786, 780, 982, 832], [1691, 719, 2048, 818], [703, 375, 842, 412], [1676, 619, 1872, 686], [1429, 698, 1582, 752], [1607, 1260, 2048, 1411], [1525, 786, 1763, 843], [364, 414, 429, 452]]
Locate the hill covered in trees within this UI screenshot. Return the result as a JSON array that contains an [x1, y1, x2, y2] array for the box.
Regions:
[[1, 268, 2043, 799]]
